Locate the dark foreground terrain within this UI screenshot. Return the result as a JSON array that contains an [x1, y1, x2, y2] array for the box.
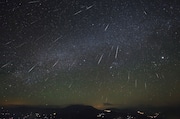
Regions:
[[0, 105, 179, 119]]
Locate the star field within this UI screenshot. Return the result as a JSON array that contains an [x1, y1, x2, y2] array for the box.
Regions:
[[0, 0, 180, 108]]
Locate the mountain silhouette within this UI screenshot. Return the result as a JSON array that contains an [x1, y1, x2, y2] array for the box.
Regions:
[[59, 105, 101, 119]]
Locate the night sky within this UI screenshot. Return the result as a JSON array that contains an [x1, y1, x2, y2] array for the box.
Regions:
[[0, 0, 180, 109]]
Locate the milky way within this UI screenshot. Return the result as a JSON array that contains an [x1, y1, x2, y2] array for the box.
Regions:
[[0, 0, 180, 108]]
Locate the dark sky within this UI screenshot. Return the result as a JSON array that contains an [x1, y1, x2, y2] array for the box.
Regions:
[[0, 0, 180, 109]]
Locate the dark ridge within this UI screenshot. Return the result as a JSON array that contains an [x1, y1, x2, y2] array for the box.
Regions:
[[1, 105, 180, 119]]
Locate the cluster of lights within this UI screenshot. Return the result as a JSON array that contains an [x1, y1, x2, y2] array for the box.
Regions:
[[0, 107, 57, 119]]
